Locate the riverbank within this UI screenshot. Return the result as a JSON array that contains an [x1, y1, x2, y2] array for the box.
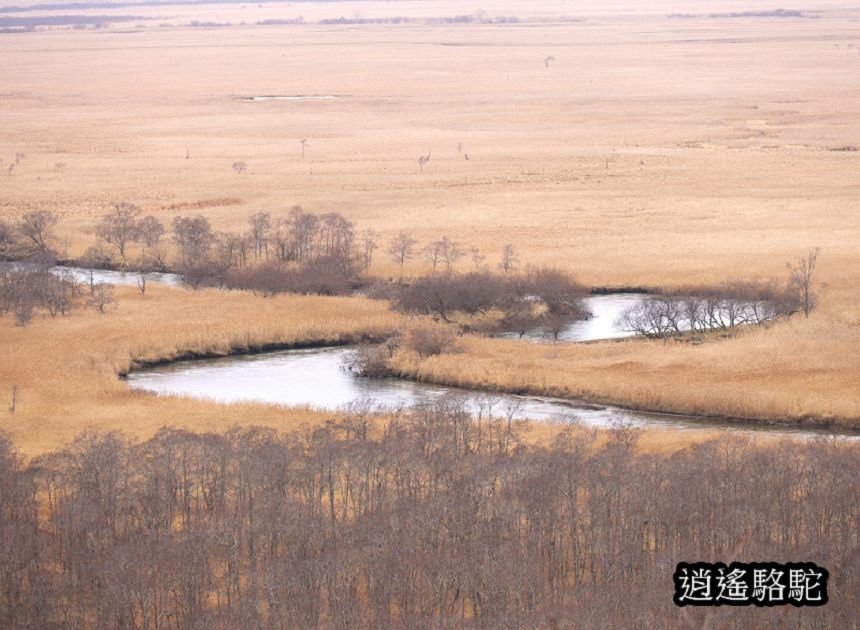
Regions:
[[0, 284, 403, 455], [385, 314, 860, 431], [2, 282, 858, 456], [126, 344, 860, 438]]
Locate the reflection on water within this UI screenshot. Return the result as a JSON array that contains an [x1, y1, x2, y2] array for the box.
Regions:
[[53, 266, 183, 287], [126, 346, 852, 438], [500, 293, 646, 342], [0, 262, 182, 287]]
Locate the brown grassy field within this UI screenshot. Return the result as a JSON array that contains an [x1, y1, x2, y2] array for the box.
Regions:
[[0, 283, 735, 456], [390, 316, 860, 428], [0, 284, 402, 455], [1, 0, 859, 449]]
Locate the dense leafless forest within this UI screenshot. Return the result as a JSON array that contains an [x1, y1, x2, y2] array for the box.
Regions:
[[1, 403, 857, 629]]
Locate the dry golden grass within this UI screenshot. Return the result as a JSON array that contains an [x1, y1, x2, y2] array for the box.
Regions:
[[2, 4, 858, 289], [390, 311, 860, 428], [1, 2, 858, 451], [0, 283, 727, 457], [0, 285, 402, 456]]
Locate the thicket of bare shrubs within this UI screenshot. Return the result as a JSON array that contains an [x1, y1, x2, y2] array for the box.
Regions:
[[0, 410, 857, 629], [224, 261, 354, 297], [407, 326, 460, 358], [0, 267, 114, 325], [617, 259, 821, 338], [388, 268, 589, 337]]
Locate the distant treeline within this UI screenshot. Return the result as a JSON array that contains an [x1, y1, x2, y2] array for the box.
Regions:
[[319, 15, 522, 26], [0, 409, 857, 628], [0, 14, 139, 27], [669, 9, 806, 19], [0, 0, 346, 14]]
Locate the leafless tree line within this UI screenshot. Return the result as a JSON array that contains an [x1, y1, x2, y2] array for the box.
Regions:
[[381, 267, 589, 338], [385, 232, 520, 276], [4, 208, 524, 298], [0, 266, 114, 326], [0, 409, 856, 629], [83, 207, 522, 296], [617, 253, 823, 338]]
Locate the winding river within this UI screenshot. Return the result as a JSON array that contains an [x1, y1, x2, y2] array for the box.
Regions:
[[125, 347, 854, 438], [10, 263, 846, 437]]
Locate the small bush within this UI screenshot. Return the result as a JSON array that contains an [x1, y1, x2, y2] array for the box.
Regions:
[[225, 261, 352, 296], [344, 344, 392, 377], [407, 326, 460, 358]]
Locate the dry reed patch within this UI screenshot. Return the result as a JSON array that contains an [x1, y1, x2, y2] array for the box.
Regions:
[[1, 15, 859, 291], [0, 284, 403, 456], [1, 8, 859, 449], [388, 312, 860, 428]]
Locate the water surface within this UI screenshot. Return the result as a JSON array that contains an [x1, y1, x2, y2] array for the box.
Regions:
[[242, 95, 340, 102], [500, 293, 645, 341], [0, 262, 182, 287], [126, 346, 851, 438]]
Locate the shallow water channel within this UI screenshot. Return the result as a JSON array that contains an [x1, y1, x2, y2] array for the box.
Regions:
[[57, 266, 183, 287], [0, 262, 183, 287], [499, 293, 644, 342], [125, 346, 853, 438], [241, 95, 340, 102], [17, 263, 845, 437]]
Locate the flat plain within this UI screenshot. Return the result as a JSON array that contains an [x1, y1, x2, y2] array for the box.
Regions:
[[1, 0, 859, 453]]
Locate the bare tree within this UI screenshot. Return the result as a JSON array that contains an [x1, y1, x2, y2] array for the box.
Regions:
[[544, 55, 556, 68], [172, 215, 215, 267], [387, 231, 417, 268], [136, 215, 164, 249], [17, 210, 57, 256], [422, 237, 462, 274], [8, 385, 17, 414], [441, 237, 463, 273], [137, 273, 147, 296], [360, 228, 378, 272], [787, 247, 820, 318], [0, 219, 18, 259], [300, 138, 310, 158], [97, 202, 141, 263], [134, 215, 167, 271], [422, 240, 443, 273], [88, 282, 116, 313], [232, 161, 247, 174], [417, 149, 431, 171], [247, 212, 271, 260], [470, 246, 485, 270], [499, 243, 518, 273]]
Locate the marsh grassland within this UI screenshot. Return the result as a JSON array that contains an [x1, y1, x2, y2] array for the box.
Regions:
[[2, 2, 860, 628], [1, 0, 859, 444]]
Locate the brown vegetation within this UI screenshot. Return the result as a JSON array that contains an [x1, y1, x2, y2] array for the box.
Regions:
[[386, 316, 860, 428], [0, 419, 856, 628], [0, 266, 111, 325], [0, 284, 403, 456], [388, 268, 588, 335], [0, 6, 858, 625]]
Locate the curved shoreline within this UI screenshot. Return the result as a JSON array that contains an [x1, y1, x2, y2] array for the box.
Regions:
[[117, 333, 388, 376], [120, 340, 860, 438]]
